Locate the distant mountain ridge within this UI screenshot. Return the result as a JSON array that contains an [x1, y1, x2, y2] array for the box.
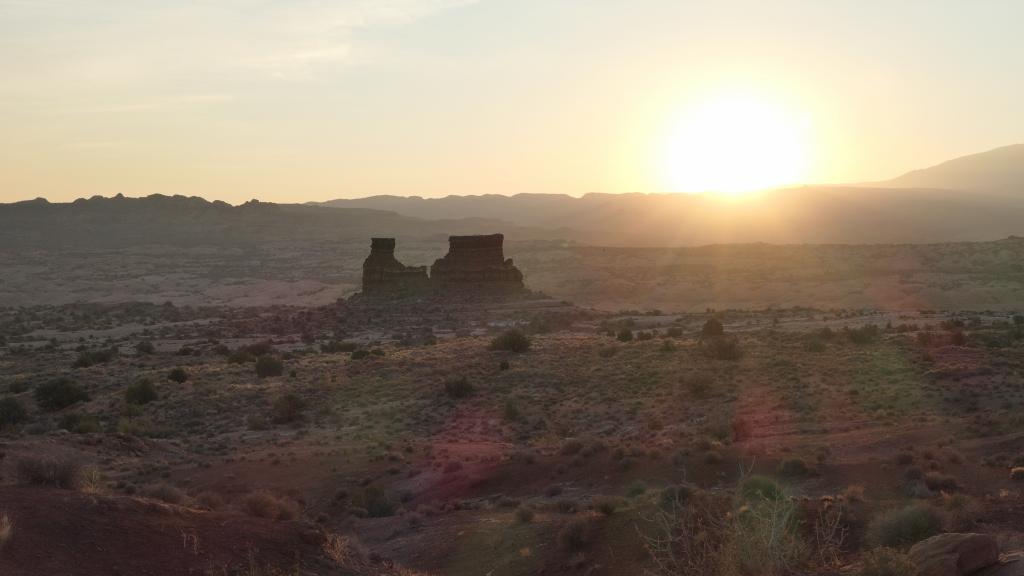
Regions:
[[317, 144, 1024, 245], [0, 193, 558, 249], [4, 144, 1024, 248], [882, 143, 1024, 195]]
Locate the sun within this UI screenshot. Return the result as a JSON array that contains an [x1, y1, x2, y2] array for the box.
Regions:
[[661, 92, 811, 195]]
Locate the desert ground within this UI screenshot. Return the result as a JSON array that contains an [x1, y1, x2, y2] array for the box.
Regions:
[[4, 236, 1024, 312], [3, 292, 1024, 575]]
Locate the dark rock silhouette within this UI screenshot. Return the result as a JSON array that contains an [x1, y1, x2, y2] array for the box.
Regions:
[[430, 234, 524, 291], [359, 234, 524, 297], [361, 237, 429, 296]]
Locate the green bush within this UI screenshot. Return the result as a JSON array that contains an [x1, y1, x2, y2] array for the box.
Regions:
[[350, 349, 370, 360], [0, 397, 28, 428], [167, 367, 188, 383], [34, 378, 89, 411], [135, 341, 155, 355], [125, 379, 158, 405], [616, 328, 634, 342], [868, 504, 943, 547], [490, 329, 531, 353], [444, 377, 473, 399], [271, 393, 306, 424], [255, 355, 284, 378], [739, 475, 784, 502], [857, 547, 916, 576]]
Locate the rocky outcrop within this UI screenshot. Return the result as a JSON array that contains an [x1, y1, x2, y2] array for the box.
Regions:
[[360, 238, 429, 296], [908, 533, 1000, 576], [429, 234, 524, 292]]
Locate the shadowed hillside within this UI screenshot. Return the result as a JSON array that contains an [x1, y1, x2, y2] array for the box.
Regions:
[[882, 143, 1024, 195], [0, 194, 559, 249], [320, 186, 1024, 246]]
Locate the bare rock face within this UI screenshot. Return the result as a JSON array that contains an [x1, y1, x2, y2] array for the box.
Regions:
[[429, 234, 524, 292], [908, 533, 1000, 576], [361, 238, 429, 296]]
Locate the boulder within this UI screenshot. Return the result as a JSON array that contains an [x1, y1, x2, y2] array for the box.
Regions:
[[908, 533, 999, 576], [975, 553, 1024, 576]]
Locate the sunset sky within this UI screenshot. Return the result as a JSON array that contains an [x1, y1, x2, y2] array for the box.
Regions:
[[1, 0, 1022, 204]]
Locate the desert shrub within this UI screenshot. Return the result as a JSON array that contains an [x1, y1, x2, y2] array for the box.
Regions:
[[806, 338, 826, 353], [320, 340, 358, 353], [135, 341, 155, 355], [227, 349, 253, 364], [72, 348, 117, 368], [685, 373, 715, 398], [255, 355, 284, 378], [666, 327, 684, 338], [702, 318, 724, 338], [594, 496, 620, 516], [777, 458, 814, 478], [271, 393, 306, 424], [660, 484, 694, 508], [626, 480, 648, 497], [444, 376, 473, 399], [867, 503, 943, 547], [560, 439, 583, 455], [732, 498, 808, 574], [125, 379, 158, 405], [739, 475, 785, 502], [7, 380, 30, 394], [143, 483, 184, 504], [558, 518, 593, 551], [598, 345, 618, 358], [845, 324, 880, 344], [489, 329, 531, 353], [167, 367, 188, 383], [247, 414, 270, 431], [514, 506, 535, 523], [1011, 467, 1024, 481], [15, 456, 82, 489], [704, 336, 743, 360], [499, 360, 510, 371], [243, 490, 299, 520], [502, 399, 522, 421], [350, 349, 370, 360], [923, 471, 960, 492], [0, 512, 11, 549], [58, 412, 101, 433], [616, 328, 634, 342], [0, 397, 28, 428], [949, 330, 968, 346], [196, 491, 225, 510], [34, 378, 89, 411], [116, 416, 164, 437], [352, 485, 395, 518], [857, 547, 916, 576]]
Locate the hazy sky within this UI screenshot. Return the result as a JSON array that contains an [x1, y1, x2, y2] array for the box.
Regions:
[[1, 0, 1022, 203]]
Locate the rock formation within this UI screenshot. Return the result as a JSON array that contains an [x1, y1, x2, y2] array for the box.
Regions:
[[360, 238, 429, 296], [430, 234, 524, 292], [358, 234, 525, 297]]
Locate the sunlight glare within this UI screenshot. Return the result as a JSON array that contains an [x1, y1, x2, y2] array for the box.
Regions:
[[662, 92, 811, 195]]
